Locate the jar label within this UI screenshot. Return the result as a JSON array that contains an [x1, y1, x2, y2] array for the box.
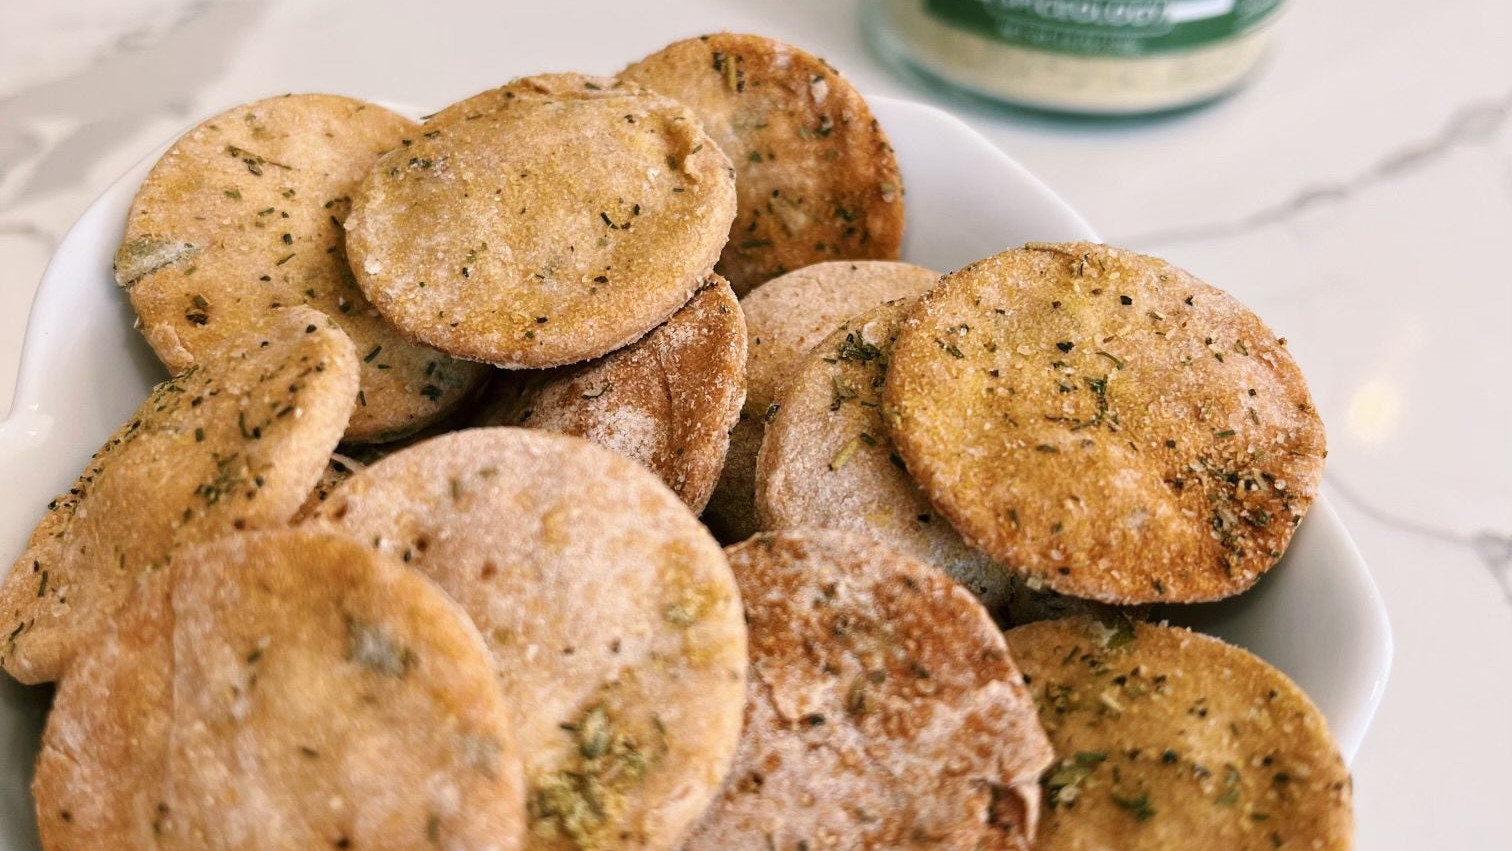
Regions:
[[924, 0, 1284, 56]]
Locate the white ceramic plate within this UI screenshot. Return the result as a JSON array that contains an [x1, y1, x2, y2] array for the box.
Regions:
[[0, 96, 1390, 847]]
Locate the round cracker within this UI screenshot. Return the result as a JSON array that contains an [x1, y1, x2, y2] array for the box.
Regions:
[[472, 276, 746, 513], [704, 260, 938, 542], [684, 529, 1053, 851], [0, 306, 358, 684], [345, 78, 737, 369], [621, 34, 905, 294], [885, 243, 1326, 604], [754, 297, 1118, 626], [115, 93, 486, 443], [1005, 616, 1353, 850], [426, 73, 643, 126], [35, 529, 526, 851], [757, 298, 1012, 606], [311, 429, 747, 851]]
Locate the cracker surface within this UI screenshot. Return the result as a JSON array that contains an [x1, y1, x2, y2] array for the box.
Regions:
[[34, 529, 526, 851], [684, 529, 1053, 851], [706, 260, 937, 541], [116, 93, 484, 442], [347, 77, 736, 369], [1006, 616, 1353, 851], [473, 277, 745, 512], [622, 34, 905, 294], [313, 429, 747, 851], [0, 306, 357, 683], [885, 243, 1325, 604]]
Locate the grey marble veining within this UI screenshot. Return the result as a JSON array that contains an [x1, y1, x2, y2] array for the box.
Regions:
[[1329, 478, 1512, 605], [1119, 86, 1512, 247], [0, 2, 267, 234]]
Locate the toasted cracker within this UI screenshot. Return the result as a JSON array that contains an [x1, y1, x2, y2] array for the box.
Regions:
[[704, 260, 938, 542], [622, 34, 905, 294], [35, 529, 525, 851], [0, 306, 357, 684], [1005, 616, 1353, 851], [754, 297, 1115, 625], [885, 243, 1326, 604], [346, 76, 737, 370], [116, 93, 485, 442], [472, 277, 745, 512], [757, 298, 1011, 606], [311, 429, 747, 851], [426, 73, 642, 126], [684, 529, 1053, 851]]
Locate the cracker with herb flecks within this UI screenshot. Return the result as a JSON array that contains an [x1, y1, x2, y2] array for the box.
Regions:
[[425, 72, 641, 126], [621, 34, 906, 295], [0, 306, 357, 684], [34, 529, 526, 851], [471, 276, 745, 513], [684, 529, 1053, 851], [116, 93, 486, 443], [757, 296, 1117, 629], [705, 260, 938, 543], [346, 75, 736, 371], [756, 297, 1124, 625], [758, 297, 1011, 605], [884, 243, 1326, 605], [309, 429, 747, 851], [1005, 616, 1353, 851]]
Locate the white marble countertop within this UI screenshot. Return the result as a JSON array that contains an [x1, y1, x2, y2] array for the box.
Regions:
[[1, 0, 1509, 846]]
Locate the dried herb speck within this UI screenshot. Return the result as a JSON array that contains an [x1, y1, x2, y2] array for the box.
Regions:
[[1112, 792, 1155, 822]]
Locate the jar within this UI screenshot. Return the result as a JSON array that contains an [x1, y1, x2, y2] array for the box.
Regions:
[[864, 0, 1286, 117]]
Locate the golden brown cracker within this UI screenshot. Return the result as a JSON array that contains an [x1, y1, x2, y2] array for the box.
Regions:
[[116, 93, 485, 442], [346, 80, 737, 370], [0, 306, 357, 683], [705, 260, 937, 542], [472, 277, 745, 513], [756, 298, 1011, 605], [684, 529, 1053, 851], [1006, 616, 1353, 851], [622, 34, 905, 293], [754, 296, 1115, 626], [35, 529, 525, 851], [885, 243, 1326, 604], [312, 428, 747, 851], [427, 73, 643, 126]]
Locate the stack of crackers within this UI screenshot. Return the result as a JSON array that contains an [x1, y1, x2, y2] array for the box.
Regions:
[[0, 33, 1351, 851]]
